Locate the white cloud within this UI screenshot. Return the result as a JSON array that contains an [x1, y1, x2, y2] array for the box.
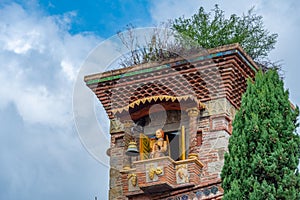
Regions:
[[0, 2, 108, 200], [258, 1, 300, 105], [149, 0, 260, 23], [0, 3, 100, 126], [149, 0, 199, 22]]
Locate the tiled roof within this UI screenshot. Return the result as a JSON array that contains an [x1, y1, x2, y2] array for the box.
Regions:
[[85, 43, 258, 119]]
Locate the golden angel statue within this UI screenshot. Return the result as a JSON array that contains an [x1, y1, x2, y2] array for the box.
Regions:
[[139, 129, 170, 160]]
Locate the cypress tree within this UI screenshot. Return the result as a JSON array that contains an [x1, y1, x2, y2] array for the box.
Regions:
[[221, 70, 300, 199]]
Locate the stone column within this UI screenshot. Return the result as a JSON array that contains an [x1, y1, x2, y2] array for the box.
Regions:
[[186, 107, 200, 159], [123, 120, 134, 170]]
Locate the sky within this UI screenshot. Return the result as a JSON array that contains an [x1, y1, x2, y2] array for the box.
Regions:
[[0, 0, 299, 200]]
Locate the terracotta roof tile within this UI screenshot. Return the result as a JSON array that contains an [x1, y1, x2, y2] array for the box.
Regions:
[[85, 44, 258, 119]]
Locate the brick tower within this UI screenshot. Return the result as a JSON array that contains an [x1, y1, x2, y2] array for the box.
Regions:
[[84, 44, 258, 199]]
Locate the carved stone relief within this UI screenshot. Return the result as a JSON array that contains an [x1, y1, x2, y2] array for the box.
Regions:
[[146, 163, 163, 182], [110, 118, 124, 133], [202, 98, 236, 119], [176, 164, 189, 184], [127, 173, 139, 191]]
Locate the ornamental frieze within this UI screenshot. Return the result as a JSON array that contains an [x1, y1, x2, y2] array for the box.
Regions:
[[202, 98, 236, 119]]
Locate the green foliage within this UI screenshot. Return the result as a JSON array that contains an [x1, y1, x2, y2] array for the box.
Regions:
[[172, 5, 278, 61], [118, 5, 277, 68], [221, 70, 300, 199]]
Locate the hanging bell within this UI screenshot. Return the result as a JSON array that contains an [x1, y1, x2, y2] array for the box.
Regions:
[[126, 141, 139, 156]]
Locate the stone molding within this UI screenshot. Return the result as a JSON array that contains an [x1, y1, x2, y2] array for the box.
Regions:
[[202, 98, 236, 119]]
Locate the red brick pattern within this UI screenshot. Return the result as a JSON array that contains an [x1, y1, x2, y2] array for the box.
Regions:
[[85, 44, 258, 119]]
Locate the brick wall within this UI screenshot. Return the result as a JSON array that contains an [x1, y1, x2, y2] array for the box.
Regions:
[[107, 97, 235, 199]]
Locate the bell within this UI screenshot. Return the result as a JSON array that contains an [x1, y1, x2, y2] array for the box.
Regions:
[[126, 141, 139, 156]]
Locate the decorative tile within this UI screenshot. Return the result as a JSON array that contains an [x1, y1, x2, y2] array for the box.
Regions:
[[203, 188, 210, 196], [196, 190, 202, 198], [181, 195, 188, 200], [211, 186, 218, 194]]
